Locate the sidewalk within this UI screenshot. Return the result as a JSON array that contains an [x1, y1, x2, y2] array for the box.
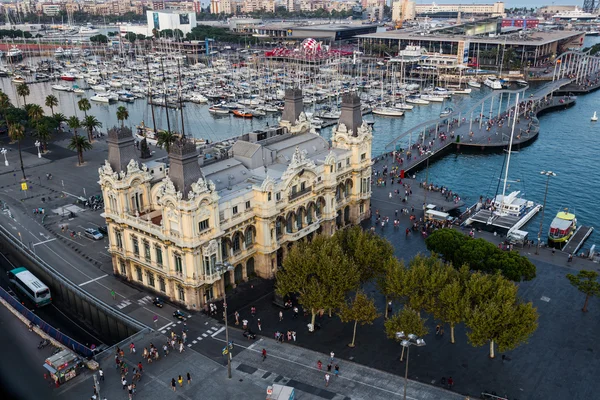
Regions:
[[229, 335, 464, 400]]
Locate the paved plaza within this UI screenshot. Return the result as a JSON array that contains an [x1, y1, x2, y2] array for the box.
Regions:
[[0, 131, 599, 400]]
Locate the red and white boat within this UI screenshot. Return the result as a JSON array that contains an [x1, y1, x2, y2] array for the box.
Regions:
[[60, 73, 76, 82]]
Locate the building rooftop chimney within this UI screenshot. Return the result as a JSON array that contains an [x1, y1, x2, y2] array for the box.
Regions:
[[338, 92, 362, 136], [168, 136, 204, 199], [280, 87, 304, 125], [106, 126, 137, 173]]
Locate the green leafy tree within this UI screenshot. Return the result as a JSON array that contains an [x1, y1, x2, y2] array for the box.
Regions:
[[67, 135, 93, 165], [434, 265, 470, 344], [77, 98, 91, 118], [566, 270, 600, 312], [34, 121, 52, 152], [125, 32, 137, 43], [275, 235, 359, 329], [333, 226, 394, 286], [16, 82, 30, 106], [45, 94, 58, 116], [486, 250, 536, 282], [89, 34, 108, 44], [425, 228, 466, 262], [385, 307, 428, 361], [82, 115, 102, 143], [116, 106, 129, 129], [8, 123, 26, 180], [0, 91, 12, 130], [338, 290, 380, 347], [464, 272, 538, 358], [67, 115, 81, 137], [377, 257, 406, 319], [157, 130, 178, 153]]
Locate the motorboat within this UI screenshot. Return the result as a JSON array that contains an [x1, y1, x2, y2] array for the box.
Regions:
[[484, 77, 502, 90], [78, 26, 100, 35], [548, 210, 577, 248], [52, 84, 73, 92], [406, 96, 429, 105], [119, 94, 135, 103], [450, 87, 472, 94], [372, 107, 404, 117], [73, 88, 85, 95], [60, 73, 76, 81], [420, 94, 444, 103], [250, 109, 266, 117], [233, 110, 253, 118], [90, 93, 116, 103], [317, 110, 341, 119], [208, 106, 230, 115], [440, 108, 453, 118], [54, 47, 65, 57], [515, 80, 528, 87], [468, 80, 481, 88], [11, 75, 26, 83], [6, 46, 23, 61], [310, 117, 324, 128], [90, 84, 107, 92], [189, 94, 208, 103], [394, 103, 414, 110]]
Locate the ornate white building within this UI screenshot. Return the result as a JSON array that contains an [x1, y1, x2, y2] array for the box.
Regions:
[[98, 90, 373, 309]]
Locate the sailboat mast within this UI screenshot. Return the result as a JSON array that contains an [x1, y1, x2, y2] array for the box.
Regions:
[[177, 58, 185, 137], [146, 57, 157, 135], [501, 92, 520, 203], [160, 58, 171, 133]]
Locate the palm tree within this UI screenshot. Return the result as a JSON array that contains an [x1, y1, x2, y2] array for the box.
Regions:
[[0, 91, 13, 132], [16, 83, 30, 106], [67, 135, 93, 165], [27, 104, 44, 123], [157, 130, 178, 153], [8, 123, 26, 180], [53, 113, 67, 133], [45, 94, 58, 116], [82, 115, 102, 143], [116, 106, 129, 129], [77, 98, 91, 118], [35, 122, 52, 152], [67, 115, 81, 136]]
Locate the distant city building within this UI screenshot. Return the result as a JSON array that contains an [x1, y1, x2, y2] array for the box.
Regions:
[[414, 2, 505, 18], [502, 18, 539, 29], [536, 5, 576, 16], [392, 0, 415, 22], [147, 9, 196, 34], [98, 91, 372, 309]]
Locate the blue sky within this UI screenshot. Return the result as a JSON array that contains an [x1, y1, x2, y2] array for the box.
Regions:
[[411, 0, 583, 7]]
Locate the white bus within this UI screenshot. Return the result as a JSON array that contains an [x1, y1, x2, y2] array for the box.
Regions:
[[7, 267, 52, 307]]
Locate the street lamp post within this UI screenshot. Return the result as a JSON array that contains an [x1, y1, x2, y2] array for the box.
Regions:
[[35, 140, 41, 158], [1, 148, 7, 166], [216, 262, 234, 379], [536, 171, 556, 255], [396, 331, 426, 400], [423, 150, 433, 211]]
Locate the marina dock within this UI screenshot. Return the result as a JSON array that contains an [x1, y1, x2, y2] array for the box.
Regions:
[[463, 204, 543, 235], [563, 226, 595, 255]]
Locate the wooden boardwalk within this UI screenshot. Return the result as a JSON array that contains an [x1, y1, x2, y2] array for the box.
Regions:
[[384, 80, 576, 172]]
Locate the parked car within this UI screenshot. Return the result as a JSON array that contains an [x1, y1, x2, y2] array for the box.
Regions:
[[84, 228, 104, 240]]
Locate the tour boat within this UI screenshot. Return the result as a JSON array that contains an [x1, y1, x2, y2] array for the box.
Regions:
[[233, 110, 253, 118], [548, 210, 577, 248], [372, 107, 404, 117], [484, 77, 502, 90], [468, 80, 481, 88], [592, 111, 598, 121]]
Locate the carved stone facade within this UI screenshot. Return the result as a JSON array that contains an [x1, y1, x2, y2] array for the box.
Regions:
[[98, 93, 372, 310]]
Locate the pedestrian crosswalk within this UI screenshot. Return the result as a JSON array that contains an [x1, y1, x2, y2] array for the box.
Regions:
[[137, 295, 154, 306], [116, 299, 132, 310]]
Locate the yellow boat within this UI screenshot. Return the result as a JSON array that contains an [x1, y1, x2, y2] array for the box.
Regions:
[[548, 210, 577, 248]]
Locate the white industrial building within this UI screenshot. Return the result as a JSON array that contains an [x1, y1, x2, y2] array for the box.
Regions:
[[147, 9, 197, 35]]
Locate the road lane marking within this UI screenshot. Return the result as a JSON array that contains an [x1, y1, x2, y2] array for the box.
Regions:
[[78, 274, 108, 287], [32, 238, 56, 246], [157, 322, 173, 331], [211, 327, 225, 337]]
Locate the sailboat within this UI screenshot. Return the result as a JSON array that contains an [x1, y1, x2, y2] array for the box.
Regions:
[[592, 111, 598, 121]]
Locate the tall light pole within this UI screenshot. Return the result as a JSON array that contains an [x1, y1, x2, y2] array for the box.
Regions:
[[396, 331, 426, 400], [34, 140, 41, 158], [216, 262, 234, 379], [536, 170, 556, 255], [1, 148, 7, 166], [423, 150, 433, 212]]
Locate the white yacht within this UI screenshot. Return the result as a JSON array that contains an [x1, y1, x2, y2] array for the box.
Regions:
[[484, 77, 502, 90], [79, 26, 100, 35], [468, 80, 481, 88], [372, 107, 404, 117], [420, 94, 444, 102], [394, 103, 414, 110], [406, 96, 429, 105], [52, 84, 72, 92]]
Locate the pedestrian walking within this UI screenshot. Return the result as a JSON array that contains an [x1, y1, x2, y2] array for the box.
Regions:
[[171, 378, 176, 392], [279, 310, 283, 321], [163, 344, 168, 356], [257, 319, 262, 331], [187, 372, 191, 385], [292, 331, 296, 342], [330, 351, 335, 363], [242, 319, 248, 329], [262, 348, 267, 361], [182, 332, 187, 343], [137, 362, 143, 373], [325, 373, 330, 387], [234, 311, 240, 325], [122, 377, 127, 390], [129, 342, 136, 353], [110, 289, 116, 300], [293, 306, 298, 319], [178, 375, 183, 387], [447, 376, 454, 389], [317, 360, 322, 370], [435, 324, 441, 335], [251, 306, 256, 316], [179, 341, 184, 353], [327, 363, 332, 372], [334, 364, 339, 377], [98, 368, 104, 381]]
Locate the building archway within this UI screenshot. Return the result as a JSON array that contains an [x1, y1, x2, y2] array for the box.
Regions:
[[234, 264, 243, 284], [336, 210, 342, 227], [246, 257, 255, 277], [224, 270, 232, 288], [344, 205, 350, 224]]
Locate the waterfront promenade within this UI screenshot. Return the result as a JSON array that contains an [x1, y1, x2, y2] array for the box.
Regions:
[[385, 80, 575, 172]]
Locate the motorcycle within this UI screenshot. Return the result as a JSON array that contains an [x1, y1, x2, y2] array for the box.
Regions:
[[243, 329, 256, 340], [173, 310, 187, 321], [38, 339, 50, 349]]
